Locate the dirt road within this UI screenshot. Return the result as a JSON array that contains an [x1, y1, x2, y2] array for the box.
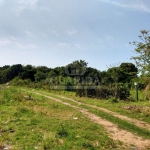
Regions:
[[51, 94, 150, 131], [33, 91, 150, 150]]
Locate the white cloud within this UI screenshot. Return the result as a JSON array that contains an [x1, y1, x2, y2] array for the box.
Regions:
[[57, 42, 69, 48], [25, 31, 35, 38], [75, 44, 82, 49], [0, 38, 37, 49], [39, 7, 50, 12], [105, 35, 114, 41], [68, 29, 77, 35], [16, 43, 37, 49], [52, 30, 59, 36], [75, 44, 89, 50], [0, 39, 12, 46], [13, 0, 38, 14], [40, 32, 48, 38], [17, 0, 38, 6], [98, 0, 150, 13], [116, 12, 124, 16], [132, 3, 150, 13]]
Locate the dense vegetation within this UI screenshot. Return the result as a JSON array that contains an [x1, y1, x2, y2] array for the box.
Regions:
[[0, 61, 138, 85], [0, 61, 138, 101]]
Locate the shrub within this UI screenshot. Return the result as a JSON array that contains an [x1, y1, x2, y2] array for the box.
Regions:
[[76, 85, 85, 97], [84, 86, 96, 98], [116, 87, 130, 100], [76, 85, 130, 100], [96, 86, 112, 99]]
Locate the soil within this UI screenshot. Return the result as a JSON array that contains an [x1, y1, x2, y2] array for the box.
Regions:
[[34, 91, 150, 150], [47, 94, 150, 131]]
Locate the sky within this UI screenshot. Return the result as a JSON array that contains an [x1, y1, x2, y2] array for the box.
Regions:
[[0, 0, 150, 71]]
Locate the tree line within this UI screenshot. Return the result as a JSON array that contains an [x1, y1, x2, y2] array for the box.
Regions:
[[0, 61, 138, 86], [0, 60, 138, 101], [0, 30, 150, 101]]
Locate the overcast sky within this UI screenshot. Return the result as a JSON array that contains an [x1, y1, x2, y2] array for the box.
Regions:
[[0, 0, 150, 71]]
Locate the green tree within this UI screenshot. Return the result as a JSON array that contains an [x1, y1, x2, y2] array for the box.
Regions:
[[65, 60, 88, 77], [0, 64, 23, 83], [36, 66, 50, 73], [107, 67, 122, 84], [34, 72, 47, 82], [130, 30, 150, 75], [48, 70, 57, 78], [19, 65, 36, 81], [53, 67, 66, 77], [0, 65, 10, 71], [99, 71, 110, 85], [119, 63, 138, 83]]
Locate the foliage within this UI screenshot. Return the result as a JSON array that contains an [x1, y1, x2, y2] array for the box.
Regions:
[[96, 86, 113, 99], [0, 59, 138, 100], [115, 86, 130, 100], [65, 60, 88, 77], [0, 64, 23, 83], [76, 85, 130, 100], [19, 65, 36, 81], [34, 71, 47, 82], [0, 60, 138, 88], [130, 30, 150, 75], [119, 63, 138, 82]]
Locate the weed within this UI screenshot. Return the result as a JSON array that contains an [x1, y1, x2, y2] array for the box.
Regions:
[[57, 123, 68, 137], [82, 141, 95, 150], [42, 132, 58, 149], [52, 102, 59, 108]]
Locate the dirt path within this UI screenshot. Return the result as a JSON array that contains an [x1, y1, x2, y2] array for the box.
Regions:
[[33, 91, 150, 150], [50, 94, 150, 131]]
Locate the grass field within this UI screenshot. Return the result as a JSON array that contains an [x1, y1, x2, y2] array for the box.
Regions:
[[1, 85, 150, 149], [0, 86, 120, 150], [27, 89, 150, 139], [34, 88, 150, 124]]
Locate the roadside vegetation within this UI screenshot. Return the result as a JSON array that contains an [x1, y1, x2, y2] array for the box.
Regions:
[[1, 86, 150, 149], [25, 89, 150, 137], [26, 88, 150, 124], [0, 86, 119, 150]]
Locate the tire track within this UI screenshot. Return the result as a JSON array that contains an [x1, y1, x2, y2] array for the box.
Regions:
[[33, 91, 150, 150], [51, 95, 150, 131]]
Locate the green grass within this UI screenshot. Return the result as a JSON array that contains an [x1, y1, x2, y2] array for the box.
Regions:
[[0, 86, 120, 149], [81, 105, 150, 139], [35, 89, 150, 124], [2, 86, 149, 149], [27, 89, 150, 139]]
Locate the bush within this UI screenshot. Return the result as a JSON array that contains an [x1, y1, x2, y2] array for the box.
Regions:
[[76, 85, 130, 100], [116, 87, 130, 100], [84, 86, 96, 98], [76, 85, 96, 97], [76, 85, 85, 97], [96, 86, 113, 99]]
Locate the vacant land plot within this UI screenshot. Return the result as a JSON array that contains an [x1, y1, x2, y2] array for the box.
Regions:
[[0, 87, 119, 150], [0, 86, 150, 149]]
